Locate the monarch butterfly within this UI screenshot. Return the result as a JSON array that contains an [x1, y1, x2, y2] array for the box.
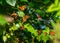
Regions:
[[37, 14, 41, 20], [38, 30, 41, 35], [11, 12, 17, 18], [50, 31, 55, 36], [37, 14, 40, 18], [5, 16, 14, 23], [23, 15, 30, 22], [23, 17, 27, 22], [19, 5, 26, 11], [21, 41, 24, 43], [24, 15, 30, 19], [20, 25, 25, 30]]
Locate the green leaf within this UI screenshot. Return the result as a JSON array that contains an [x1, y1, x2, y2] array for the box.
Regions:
[[18, 10, 25, 17], [6, 0, 16, 6], [50, 20, 55, 28], [55, 0, 59, 6], [37, 35, 41, 41], [9, 23, 19, 31], [24, 23, 38, 36], [29, 2, 35, 8], [41, 27, 50, 43], [56, 11, 60, 16], [0, 15, 7, 25], [0, 0, 6, 5], [0, 27, 4, 35], [45, 27, 50, 34], [41, 33, 49, 43], [20, 0, 28, 2], [16, 24, 20, 28], [6, 34, 10, 38], [42, 27, 50, 34], [43, 0, 50, 4], [3, 36, 7, 43], [0, 0, 2, 5], [49, 35, 55, 40], [35, 9, 44, 16], [46, 0, 60, 12]]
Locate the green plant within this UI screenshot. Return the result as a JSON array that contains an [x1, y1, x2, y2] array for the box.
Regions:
[[0, 0, 60, 43]]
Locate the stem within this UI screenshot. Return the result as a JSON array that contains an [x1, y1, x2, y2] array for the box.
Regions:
[[32, 36, 34, 43]]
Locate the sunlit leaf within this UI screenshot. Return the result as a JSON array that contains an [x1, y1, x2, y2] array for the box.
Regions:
[[55, 0, 59, 6], [24, 23, 38, 36], [9, 23, 19, 31], [50, 20, 55, 28], [3, 36, 7, 43], [6, 0, 16, 6], [41, 33, 49, 43], [45, 27, 50, 34], [6, 34, 10, 38], [18, 10, 25, 17], [0, 15, 7, 25], [37, 35, 41, 41], [56, 11, 60, 16], [47, 0, 60, 12]]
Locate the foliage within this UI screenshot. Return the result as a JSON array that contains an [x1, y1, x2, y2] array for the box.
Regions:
[[0, 15, 7, 25], [0, 0, 60, 43]]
